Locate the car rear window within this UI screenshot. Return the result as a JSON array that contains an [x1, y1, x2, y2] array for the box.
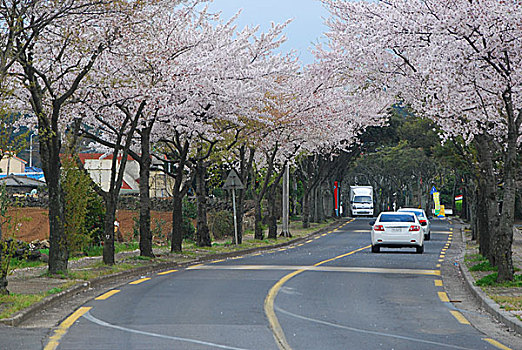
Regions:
[[379, 214, 416, 222], [399, 210, 425, 218]]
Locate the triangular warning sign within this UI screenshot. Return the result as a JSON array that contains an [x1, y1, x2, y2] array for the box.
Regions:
[[223, 169, 245, 190]]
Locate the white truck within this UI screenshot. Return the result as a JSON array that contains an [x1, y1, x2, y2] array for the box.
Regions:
[[349, 186, 374, 217]]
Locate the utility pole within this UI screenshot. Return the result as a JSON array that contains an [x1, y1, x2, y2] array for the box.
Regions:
[[281, 163, 291, 237], [29, 133, 34, 168]]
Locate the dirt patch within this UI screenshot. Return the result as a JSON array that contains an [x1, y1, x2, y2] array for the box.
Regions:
[[2, 207, 172, 243]]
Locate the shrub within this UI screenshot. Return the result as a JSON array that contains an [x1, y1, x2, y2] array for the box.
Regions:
[[84, 190, 105, 246], [62, 156, 105, 252], [208, 210, 234, 240]]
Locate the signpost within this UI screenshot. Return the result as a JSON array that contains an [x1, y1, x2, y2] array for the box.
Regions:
[[223, 169, 245, 245]]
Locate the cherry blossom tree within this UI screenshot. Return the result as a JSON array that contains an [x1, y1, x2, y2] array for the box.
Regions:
[[6, 0, 142, 274], [153, 12, 300, 250], [319, 0, 522, 281], [77, 1, 207, 262]]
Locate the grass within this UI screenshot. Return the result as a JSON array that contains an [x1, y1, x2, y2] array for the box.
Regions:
[[81, 242, 140, 257], [0, 282, 76, 319], [0, 294, 44, 319], [9, 258, 45, 270], [469, 261, 497, 272], [475, 273, 522, 287], [465, 253, 487, 263], [491, 295, 522, 321]]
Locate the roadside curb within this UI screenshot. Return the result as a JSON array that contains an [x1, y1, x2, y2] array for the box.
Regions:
[[1, 219, 344, 327], [454, 223, 522, 335]]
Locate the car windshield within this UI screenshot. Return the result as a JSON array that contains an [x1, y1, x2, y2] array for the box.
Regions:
[[398, 210, 425, 218], [379, 214, 416, 222], [353, 195, 371, 203]]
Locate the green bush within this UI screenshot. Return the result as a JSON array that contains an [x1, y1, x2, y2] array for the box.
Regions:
[[84, 190, 105, 246], [208, 210, 234, 240]]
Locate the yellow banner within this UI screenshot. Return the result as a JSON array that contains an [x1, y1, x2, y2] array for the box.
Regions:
[[433, 192, 440, 211]]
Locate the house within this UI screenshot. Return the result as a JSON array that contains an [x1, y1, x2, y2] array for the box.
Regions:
[[79, 153, 176, 197], [0, 174, 46, 195], [79, 153, 140, 194], [0, 153, 27, 174], [150, 169, 175, 198]]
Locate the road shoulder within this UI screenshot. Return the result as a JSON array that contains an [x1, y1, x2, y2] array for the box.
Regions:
[[442, 219, 522, 349]]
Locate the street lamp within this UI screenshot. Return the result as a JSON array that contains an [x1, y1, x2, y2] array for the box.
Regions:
[[29, 133, 34, 168]]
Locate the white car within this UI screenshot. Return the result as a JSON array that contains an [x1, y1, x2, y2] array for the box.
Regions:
[[397, 208, 432, 240], [370, 211, 424, 254]]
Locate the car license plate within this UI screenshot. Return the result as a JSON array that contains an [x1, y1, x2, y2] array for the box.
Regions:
[[391, 228, 402, 233]]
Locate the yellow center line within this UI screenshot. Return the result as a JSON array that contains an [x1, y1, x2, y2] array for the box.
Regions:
[[314, 245, 371, 266], [434, 280, 443, 286], [483, 338, 512, 350], [187, 263, 204, 269], [450, 310, 470, 325], [157, 269, 178, 275], [265, 245, 370, 350], [305, 239, 313, 243], [95, 290, 120, 300], [44, 306, 91, 350], [129, 277, 151, 285]]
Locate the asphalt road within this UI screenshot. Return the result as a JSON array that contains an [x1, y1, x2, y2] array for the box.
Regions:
[[37, 217, 511, 350]]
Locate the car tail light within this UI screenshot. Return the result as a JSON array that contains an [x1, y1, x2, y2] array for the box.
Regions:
[[419, 219, 427, 226], [374, 225, 385, 231], [409, 225, 421, 232]]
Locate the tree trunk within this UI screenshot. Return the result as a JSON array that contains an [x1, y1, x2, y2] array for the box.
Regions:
[[302, 188, 310, 228], [139, 126, 154, 258], [493, 91, 518, 281], [171, 192, 183, 252], [233, 146, 255, 244], [195, 160, 211, 247], [43, 136, 68, 274], [103, 196, 116, 265], [267, 185, 278, 239], [311, 185, 318, 223], [317, 183, 326, 222], [475, 135, 499, 264], [254, 197, 264, 240]]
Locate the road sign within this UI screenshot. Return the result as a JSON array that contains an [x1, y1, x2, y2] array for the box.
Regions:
[[223, 169, 245, 190], [430, 186, 437, 195]]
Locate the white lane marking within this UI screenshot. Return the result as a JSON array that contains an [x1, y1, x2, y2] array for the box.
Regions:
[[189, 265, 439, 276], [83, 311, 251, 350], [275, 306, 476, 350]]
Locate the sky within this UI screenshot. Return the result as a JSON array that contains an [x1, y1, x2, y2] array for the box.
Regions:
[[207, 0, 330, 65]]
